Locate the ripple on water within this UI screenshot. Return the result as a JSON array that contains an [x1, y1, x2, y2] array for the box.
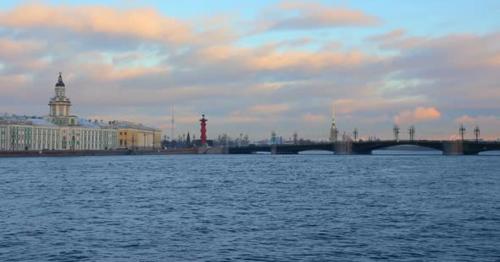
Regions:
[[0, 155, 499, 261]]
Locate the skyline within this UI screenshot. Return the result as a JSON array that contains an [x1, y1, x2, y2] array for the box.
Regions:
[[1, 1, 499, 140]]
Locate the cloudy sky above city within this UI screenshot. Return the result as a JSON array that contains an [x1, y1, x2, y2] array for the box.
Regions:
[[0, 0, 499, 140]]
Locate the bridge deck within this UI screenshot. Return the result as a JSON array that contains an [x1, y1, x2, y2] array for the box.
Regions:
[[228, 141, 500, 155]]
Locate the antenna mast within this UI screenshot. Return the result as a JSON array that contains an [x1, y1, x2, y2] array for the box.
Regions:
[[171, 105, 175, 141]]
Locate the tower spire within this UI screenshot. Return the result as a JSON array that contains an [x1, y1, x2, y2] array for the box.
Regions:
[[329, 103, 338, 142]]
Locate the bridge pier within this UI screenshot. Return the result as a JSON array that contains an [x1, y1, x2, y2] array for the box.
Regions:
[[442, 141, 464, 155], [442, 141, 482, 155], [335, 141, 353, 155]]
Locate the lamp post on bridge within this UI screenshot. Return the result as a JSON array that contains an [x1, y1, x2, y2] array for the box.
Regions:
[[459, 124, 466, 142], [474, 126, 480, 143], [353, 128, 358, 142], [409, 126, 415, 142], [393, 125, 400, 142]]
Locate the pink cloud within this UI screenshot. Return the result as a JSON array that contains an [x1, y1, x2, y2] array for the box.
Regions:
[[302, 113, 326, 123], [394, 107, 441, 124], [195, 44, 378, 71], [0, 38, 44, 59], [266, 1, 381, 30], [0, 4, 193, 44], [247, 50, 374, 70]]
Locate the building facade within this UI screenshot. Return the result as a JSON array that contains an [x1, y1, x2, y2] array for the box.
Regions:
[[112, 121, 162, 150], [0, 73, 160, 152], [0, 117, 118, 151]]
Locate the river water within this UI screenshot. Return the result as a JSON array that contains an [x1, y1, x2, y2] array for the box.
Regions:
[[1, 155, 499, 261]]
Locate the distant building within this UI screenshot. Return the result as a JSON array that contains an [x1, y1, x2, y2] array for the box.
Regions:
[[0, 115, 118, 151], [0, 73, 160, 152], [111, 121, 162, 150]]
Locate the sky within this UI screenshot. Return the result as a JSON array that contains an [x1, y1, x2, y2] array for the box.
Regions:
[[0, 0, 499, 141]]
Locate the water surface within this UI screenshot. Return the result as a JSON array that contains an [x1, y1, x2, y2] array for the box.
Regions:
[[1, 155, 499, 261]]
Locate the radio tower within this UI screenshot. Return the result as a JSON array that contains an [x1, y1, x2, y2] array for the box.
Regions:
[[170, 105, 175, 141]]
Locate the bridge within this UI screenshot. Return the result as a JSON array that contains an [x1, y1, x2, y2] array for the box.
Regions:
[[228, 140, 500, 155]]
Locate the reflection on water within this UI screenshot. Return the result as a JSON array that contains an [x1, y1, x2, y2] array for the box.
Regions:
[[479, 150, 500, 155], [373, 149, 442, 155]]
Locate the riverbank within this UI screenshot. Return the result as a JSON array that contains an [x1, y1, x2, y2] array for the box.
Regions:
[[0, 148, 199, 158]]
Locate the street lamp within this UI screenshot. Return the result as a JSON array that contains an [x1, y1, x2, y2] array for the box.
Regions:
[[409, 126, 415, 142], [474, 126, 480, 142], [393, 125, 400, 142], [459, 124, 466, 141]]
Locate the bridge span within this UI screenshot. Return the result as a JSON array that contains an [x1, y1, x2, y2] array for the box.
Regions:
[[228, 140, 500, 155]]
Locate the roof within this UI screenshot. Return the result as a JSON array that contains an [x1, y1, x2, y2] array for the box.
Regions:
[[77, 118, 116, 129], [1, 114, 160, 132], [109, 120, 160, 132], [0, 115, 56, 127], [56, 72, 65, 87]]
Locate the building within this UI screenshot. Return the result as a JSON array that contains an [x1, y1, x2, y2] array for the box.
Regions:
[[111, 121, 162, 150], [48, 73, 78, 126], [0, 116, 118, 152], [0, 73, 160, 152]]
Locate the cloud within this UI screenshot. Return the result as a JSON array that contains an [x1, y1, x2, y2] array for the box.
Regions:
[[387, 32, 500, 110], [394, 107, 441, 124], [81, 63, 168, 82], [367, 29, 406, 42], [0, 3, 193, 44], [192, 43, 380, 75], [0, 38, 45, 59], [247, 50, 375, 71], [249, 104, 290, 114], [454, 115, 500, 140], [0, 2, 499, 140], [455, 115, 500, 126], [333, 97, 426, 115], [302, 113, 326, 123], [257, 1, 380, 31]]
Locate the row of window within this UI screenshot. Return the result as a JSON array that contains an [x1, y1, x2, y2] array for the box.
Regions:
[[0, 126, 118, 151]]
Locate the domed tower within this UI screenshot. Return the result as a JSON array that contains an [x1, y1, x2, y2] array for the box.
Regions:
[[48, 73, 77, 125]]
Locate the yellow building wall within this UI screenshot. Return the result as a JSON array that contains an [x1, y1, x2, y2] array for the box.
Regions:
[[118, 128, 161, 150], [153, 131, 162, 149]]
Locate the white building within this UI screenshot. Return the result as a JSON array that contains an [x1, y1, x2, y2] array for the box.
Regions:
[[0, 116, 118, 151], [0, 74, 118, 151]]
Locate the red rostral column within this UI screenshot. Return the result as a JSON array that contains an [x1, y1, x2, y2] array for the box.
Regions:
[[200, 114, 208, 146]]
